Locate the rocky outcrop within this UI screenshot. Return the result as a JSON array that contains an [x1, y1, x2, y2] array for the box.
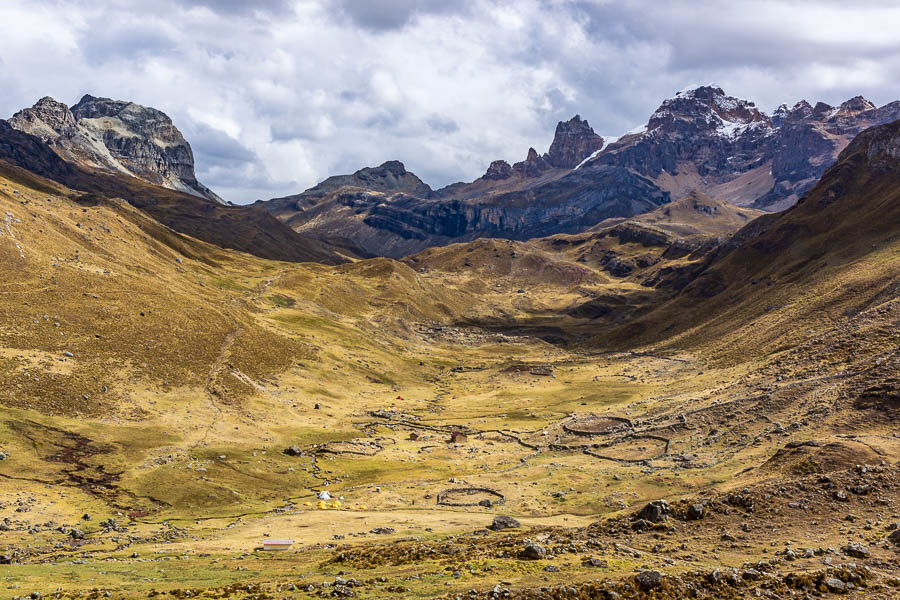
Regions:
[[483, 159, 513, 180], [9, 95, 222, 203], [512, 147, 551, 177], [0, 119, 76, 182], [269, 160, 433, 216], [544, 115, 605, 168]]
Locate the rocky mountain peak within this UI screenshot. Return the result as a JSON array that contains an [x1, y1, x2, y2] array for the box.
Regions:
[[772, 101, 817, 127], [545, 114, 605, 168], [355, 161, 431, 193], [483, 159, 513, 180], [838, 96, 876, 115], [811, 101, 834, 117], [9, 97, 78, 142], [647, 85, 770, 138], [513, 147, 551, 177], [291, 160, 433, 205], [8, 94, 223, 203]]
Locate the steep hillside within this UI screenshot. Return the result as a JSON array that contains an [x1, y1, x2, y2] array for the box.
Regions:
[[0, 162, 318, 418]]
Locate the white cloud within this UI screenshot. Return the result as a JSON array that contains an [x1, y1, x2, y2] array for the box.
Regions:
[[1, 0, 900, 203]]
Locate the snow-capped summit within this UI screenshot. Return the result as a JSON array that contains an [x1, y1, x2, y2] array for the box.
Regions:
[[645, 86, 770, 141]]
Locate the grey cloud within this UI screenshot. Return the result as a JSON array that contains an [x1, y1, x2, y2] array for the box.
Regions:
[[183, 123, 258, 169], [177, 0, 293, 15], [427, 115, 459, 134], [79, 26, 177, 64], [330, 0, 472, 31]]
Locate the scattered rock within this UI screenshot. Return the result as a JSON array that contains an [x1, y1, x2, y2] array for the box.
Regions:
[[824, 577, 846, 593], [842, 542, 868, 558], [490, 516, 521, 531], [635, 570, 663, 590], [636, 499, 670, 523], [631, 519, 652, 531], [686, 503, 704, 520], [283, 445, 302, 457], [583, 556, 607, 567], [522, 543, 546, 560]]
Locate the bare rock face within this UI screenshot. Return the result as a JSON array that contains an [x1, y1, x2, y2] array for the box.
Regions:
[[483, 159, 513, 180], [9, 95, 222, 203], [544, 115, 605, 169], [512, 147, 551, 177], [8, 97, 78, 141]]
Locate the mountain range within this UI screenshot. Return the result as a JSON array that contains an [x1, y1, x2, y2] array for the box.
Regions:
[[263, 85, 900, 257], [5, 86, 898, 263]]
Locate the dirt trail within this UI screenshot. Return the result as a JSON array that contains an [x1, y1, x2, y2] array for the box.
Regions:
[[190, 327, 242, 450]]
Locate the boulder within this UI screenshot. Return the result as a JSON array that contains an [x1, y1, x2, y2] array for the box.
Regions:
[[490, 516, 521, 531], [635, 570, 663, 590], [521, 543, 545, 560], [636, 499, 670, 523], [686, 503, 704, 520], [887, 529, 900, 546], [842, 542, 868, 558], [824, 577, 846, 593]]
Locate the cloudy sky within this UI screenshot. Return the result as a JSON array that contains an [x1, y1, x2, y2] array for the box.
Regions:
[[1, 0, 900, 203]]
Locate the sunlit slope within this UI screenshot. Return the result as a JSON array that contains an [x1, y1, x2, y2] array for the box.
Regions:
[[0, 161, 310, 417]]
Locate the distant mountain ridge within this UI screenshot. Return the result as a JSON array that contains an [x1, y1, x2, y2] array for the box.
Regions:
[[9, 95, 223, 203], [262, 86, 900, 257], [590, 85, 900, 211]]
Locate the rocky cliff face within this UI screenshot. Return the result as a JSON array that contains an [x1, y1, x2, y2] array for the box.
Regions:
[[270, 160, 667, 258], [9, 95, 223, 204], [544, 115, 605, 168]]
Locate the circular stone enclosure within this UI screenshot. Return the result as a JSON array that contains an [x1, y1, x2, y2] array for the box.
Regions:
[[437, 487, 506, 507], [563, 415, 632, 436]]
